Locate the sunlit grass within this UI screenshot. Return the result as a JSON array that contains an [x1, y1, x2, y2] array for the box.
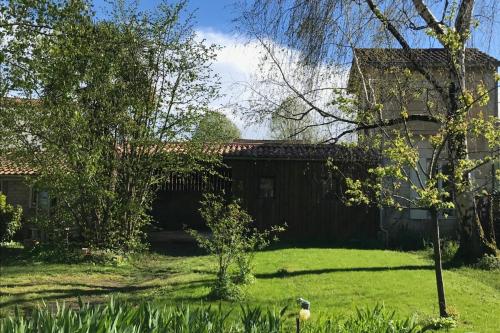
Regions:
[[0, 245, 498, 332]]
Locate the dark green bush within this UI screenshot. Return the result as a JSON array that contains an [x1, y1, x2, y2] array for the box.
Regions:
[[423, 239, 459, 263], [28, 243, 129, 266], [0, 193, 22, 242], [473, 254, 500, 270]]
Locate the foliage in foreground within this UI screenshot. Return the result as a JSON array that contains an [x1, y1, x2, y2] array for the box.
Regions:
[[0, 193, 22, 242], [1, 0, 219, 251], [0, 299, 438, 333], [187, 194, 284, 300]]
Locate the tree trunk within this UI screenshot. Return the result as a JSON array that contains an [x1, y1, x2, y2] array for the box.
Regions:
[[431, 208, 449, 318], [447, 70, 498, 262], [455, 192, 498, 262]]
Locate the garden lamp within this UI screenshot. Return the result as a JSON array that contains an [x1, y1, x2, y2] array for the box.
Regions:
[[298, 298, 310, 321]]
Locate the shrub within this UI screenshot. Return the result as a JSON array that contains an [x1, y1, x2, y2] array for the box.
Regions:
[[28, 243, 129, 265], [423, 239, 459, 263], [473, 254, 500, 270], [420, 316, 457, 331], [0, 192, 22, 242], [187, 193, 284, 300]]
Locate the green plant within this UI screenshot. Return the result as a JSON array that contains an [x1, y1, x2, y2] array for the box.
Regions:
[[424, 239, 459, 263], [473, 254, 500, 270], [240, 305, 286, 333], [420, 316, 457, 331], [27, 243, 129, 266], [187, 193, 284, 300], [300, 304, 422, 333], [1, 0, 220, 252], [0, 193, 22, 242], [0, 299, 426, 333]]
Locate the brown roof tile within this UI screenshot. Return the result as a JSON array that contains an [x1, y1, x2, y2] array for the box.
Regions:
[[207, 140, 377, 161], [0, 158, 36, 176], [0, 141, 376, 176]]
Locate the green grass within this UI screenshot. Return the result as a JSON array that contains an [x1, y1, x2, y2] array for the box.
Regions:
[[0, 244, 498, 332]]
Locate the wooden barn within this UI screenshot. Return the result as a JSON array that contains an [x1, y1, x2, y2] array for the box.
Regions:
[[151, 140, 380, 241]]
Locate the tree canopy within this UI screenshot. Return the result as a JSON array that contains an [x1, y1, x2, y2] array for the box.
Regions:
[[193, 111, 241, 143], [238, 0, 500, 317], [0, 0, 220, 250]]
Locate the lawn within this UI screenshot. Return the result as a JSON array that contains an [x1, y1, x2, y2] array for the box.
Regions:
[[0, 244, 498, 332]]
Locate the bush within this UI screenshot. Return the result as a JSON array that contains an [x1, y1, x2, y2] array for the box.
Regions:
[[187, 193, 284, 300], [423, 239, 459, 263], [28, 243, 129, 266], [420, 316, 457, 331], [473, 254, 500, 270], [0, 193, 22, 242], [0, 300, 427, 333]]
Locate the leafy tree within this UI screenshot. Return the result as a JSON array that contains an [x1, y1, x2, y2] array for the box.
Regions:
[[0, 193, 22, 242], [187, 193, 283, 300], [192, 110, 241, 143], [239, 0, 499, 317], [0, 0, 220, 250]]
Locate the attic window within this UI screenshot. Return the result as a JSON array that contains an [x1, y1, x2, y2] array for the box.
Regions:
[[259, 177, 275, 199]]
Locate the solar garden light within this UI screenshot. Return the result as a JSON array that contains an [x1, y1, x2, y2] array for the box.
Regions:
[[296, 298, 310, 332]]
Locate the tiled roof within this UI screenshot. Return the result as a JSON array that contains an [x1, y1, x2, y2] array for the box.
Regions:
[[354, 48, 500, 67], [216, 140, 377, 161], [0, 141, 377, 176], [0, 158, 36, 176]]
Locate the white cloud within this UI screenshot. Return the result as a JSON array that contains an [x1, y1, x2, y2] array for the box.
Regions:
[[196, 29, 268, 139], [195, 28, 349, 141]]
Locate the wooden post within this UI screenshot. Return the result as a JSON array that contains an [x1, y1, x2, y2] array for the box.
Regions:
[[296, 317, 300, 333]]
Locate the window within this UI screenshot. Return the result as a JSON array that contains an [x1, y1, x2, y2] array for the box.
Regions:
[[32, 189, 54, 213], [259, 178, 275, 199], [321, 176, 337, 200], [38, 191, 50, 210], [0, 180, 8, 195]]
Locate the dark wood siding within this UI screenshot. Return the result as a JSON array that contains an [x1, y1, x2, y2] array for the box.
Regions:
[[151, 158, 378, 241], [229, 159, 378, 241]]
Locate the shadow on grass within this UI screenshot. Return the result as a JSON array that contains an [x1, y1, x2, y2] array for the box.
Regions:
[[0, 246, 25, 266], [149, 242, 205, 257], [262, 240, 386, 252], [0, 284, 162, 309], [256, 265, 433, 279], [0, 278, 215, 310]]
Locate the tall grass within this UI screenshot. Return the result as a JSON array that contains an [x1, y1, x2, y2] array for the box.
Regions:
[[0, 299, 430, 332]]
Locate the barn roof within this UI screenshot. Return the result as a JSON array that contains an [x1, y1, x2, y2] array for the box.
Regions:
[[217, 140, 377, 161], [0, 141, 376, 176]]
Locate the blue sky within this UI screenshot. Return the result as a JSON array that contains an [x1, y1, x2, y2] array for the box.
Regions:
[[92, 0, 237, 33], [90, 1, 500, 139]]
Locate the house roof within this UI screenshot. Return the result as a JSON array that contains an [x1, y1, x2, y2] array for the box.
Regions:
[[0, 158, 37, 176], [347, 48, 500, 92], [353, 48, 500, 67]]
